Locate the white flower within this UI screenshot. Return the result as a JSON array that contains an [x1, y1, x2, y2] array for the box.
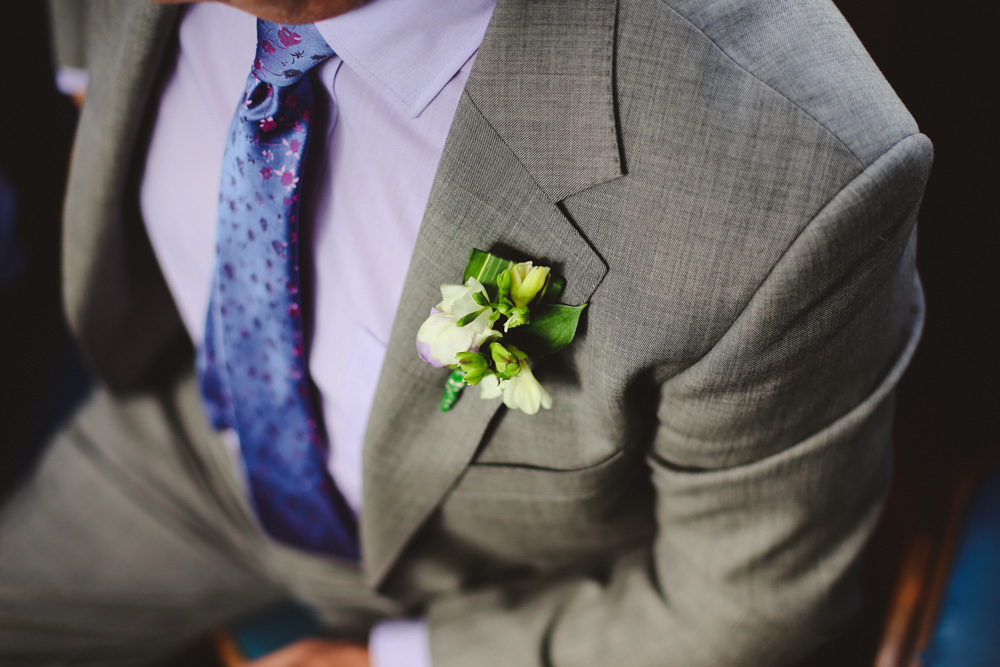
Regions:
[[477, 354, 553, 415], [437, 278, 487, 318], [416, 278, 499, 367], [508, 262, 550, 307], [500, 357, 552, 414]]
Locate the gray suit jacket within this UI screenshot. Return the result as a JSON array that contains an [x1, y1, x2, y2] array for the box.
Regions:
[[61, 0, 931, 664]]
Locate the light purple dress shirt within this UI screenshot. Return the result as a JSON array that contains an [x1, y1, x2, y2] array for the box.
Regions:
[[139, 1, 496, 664]]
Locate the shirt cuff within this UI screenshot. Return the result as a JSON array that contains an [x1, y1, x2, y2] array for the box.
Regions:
[[369, 618, 432, 667], [55, 66, 89, 98]]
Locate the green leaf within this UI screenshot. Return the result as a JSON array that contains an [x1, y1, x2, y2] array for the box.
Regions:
[[536, 274, 565, 304], [456, 308, 485, 327], [462, 249, 515, 292], [462, 248, 566, 304], [513, 304, 586, 357]]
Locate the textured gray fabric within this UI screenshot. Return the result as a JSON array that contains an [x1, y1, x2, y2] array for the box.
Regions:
[[11, 0, 933, 664], [0, 373, 281, 666], [47, 0, 92, 70], [0, 371, 402, 665], [61, 1, 183, 390]]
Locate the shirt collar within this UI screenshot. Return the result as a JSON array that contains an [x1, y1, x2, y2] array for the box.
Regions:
[[314, 0, 496, 119]]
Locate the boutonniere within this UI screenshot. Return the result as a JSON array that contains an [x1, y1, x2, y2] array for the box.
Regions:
[[415, 249, 586, 415]]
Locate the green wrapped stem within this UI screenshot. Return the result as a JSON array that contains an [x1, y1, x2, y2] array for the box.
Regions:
[[440, 369, 467, 412]]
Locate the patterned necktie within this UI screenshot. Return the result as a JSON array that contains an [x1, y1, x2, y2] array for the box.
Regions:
[[197, 20, 358, 560]]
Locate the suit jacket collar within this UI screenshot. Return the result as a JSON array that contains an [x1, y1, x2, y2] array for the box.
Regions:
[[63, 0, 622, 589]]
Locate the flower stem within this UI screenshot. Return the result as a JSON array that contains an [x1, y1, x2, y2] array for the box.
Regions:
[[440, 369, 467, 411]]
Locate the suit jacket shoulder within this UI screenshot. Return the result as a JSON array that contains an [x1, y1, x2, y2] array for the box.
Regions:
[[651, 0, 919, 165], [563, 0, 929, 367]]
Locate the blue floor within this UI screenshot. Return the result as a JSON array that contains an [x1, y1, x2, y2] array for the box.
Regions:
[[921, 469, 1000, 666]]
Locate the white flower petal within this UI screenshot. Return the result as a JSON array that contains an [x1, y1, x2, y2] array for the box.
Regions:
[[538, 382, 553, 410], [416, 311, 458, 344], [501, 362, 552, 415], [469, 309, 501, 346], [416, 311, 476, 366], [437, 283, 469, 313], [429, 325, 476, 366], [478, 374, 505, 399], [437, 278, 490, 318]]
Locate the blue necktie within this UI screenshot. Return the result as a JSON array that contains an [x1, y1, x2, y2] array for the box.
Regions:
[[197, 20, 359, 560]]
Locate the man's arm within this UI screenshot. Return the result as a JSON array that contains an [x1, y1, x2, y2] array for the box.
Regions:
[[425, 132, 932, 667]]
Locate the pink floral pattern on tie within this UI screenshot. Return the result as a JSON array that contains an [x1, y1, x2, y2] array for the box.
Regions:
[[196, 20, 357, 559]]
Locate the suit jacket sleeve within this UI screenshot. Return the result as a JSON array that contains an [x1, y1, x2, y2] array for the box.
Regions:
[[47, 0, 94, 71], [424, 132, 932, 667]]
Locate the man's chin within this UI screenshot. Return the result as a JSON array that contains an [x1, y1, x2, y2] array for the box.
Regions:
[[149, 0, 370, 24]]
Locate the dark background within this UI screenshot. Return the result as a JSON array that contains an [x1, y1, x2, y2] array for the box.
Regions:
[[832, 0, 995, 661], [834, 0, 994, 553], [833, 0, 993, 477]]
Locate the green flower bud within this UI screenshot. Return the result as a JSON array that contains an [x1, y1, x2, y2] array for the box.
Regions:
[[463, 366, 487, 385], [455, 351, 486, 370], [503, 305, 530, 331], [497, 269, 512, 299], [457, 353, 489, 386], [509, 262, 551, 307], [490, 342, 521, 377]]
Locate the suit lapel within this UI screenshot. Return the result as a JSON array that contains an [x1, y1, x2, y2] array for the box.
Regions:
[[63, 1, 181, 389], [361, 0, 621, 588]]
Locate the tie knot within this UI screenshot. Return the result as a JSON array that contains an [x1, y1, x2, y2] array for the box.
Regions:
[[253, 20, 334, 87]]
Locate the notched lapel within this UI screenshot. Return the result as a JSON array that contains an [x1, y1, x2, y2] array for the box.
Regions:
[[466, 0, 623, 203], [361, 0, 621, 589]]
